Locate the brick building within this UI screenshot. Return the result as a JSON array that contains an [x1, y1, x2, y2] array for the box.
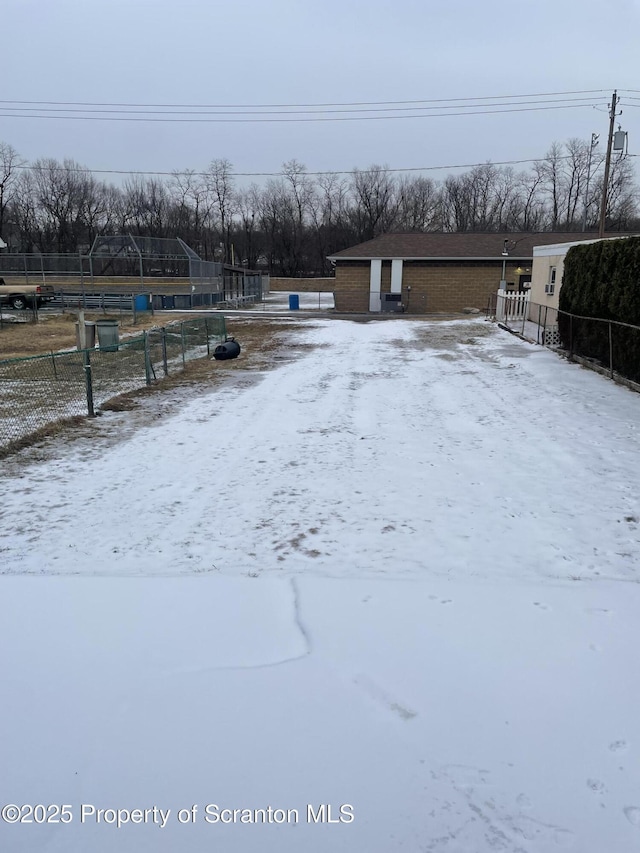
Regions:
[[328, 232, 618, 315]]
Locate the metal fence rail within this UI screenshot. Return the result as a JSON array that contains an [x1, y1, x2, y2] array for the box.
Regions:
[[0, 253, 265, 299], [556, 310, 640, 386], [0, 251, 223, 286], [47, 289, 257, 314], [491, 294, 640, 388], [0, 315, 227, 456]]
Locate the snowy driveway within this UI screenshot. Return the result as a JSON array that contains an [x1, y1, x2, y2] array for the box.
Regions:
[[1, 318, 640, 852]]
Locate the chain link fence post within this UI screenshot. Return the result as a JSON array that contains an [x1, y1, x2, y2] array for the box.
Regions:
[[144, 331, 152, 386], [536, 304, 542, 344], [181, 322, 186, 366], [161, 327, 168, 376], [83, 349, 95, 418], [569, 314, 574, 359], [609, 321, 614, 379]]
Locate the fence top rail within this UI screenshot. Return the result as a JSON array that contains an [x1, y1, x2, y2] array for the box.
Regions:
[[0, 336, 151, 366], [0, 347, 85, 367], [553, 307, 640, 332]]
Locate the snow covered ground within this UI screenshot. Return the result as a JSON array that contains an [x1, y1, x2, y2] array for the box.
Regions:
[[1, 318, 640, 852], [259, 289, 335, 311]]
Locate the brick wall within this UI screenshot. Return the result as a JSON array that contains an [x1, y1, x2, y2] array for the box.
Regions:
[[334, 260, 514, 314], [334, 264, 370, 312]]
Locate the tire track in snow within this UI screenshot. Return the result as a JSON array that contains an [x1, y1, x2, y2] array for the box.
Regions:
[[1, 319, 639, 583]]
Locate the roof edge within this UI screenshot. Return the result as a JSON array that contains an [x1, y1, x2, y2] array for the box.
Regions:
[[328, 255, 534, 262]]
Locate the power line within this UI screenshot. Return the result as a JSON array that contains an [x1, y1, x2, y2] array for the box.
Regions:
[[0, 96, 607, 117], [0, 103, 604, 124], [0, 88, 611, 110], [14, 153, 598, 180]]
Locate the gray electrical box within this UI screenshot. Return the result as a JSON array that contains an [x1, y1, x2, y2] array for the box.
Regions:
[[381, 293, 404, 313], [613, 130, 627, 151]]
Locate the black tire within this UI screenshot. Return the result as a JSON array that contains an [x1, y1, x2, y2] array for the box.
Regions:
[[10, 296, 28, 310]]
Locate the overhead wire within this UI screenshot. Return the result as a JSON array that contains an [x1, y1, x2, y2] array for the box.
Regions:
[[0, 96, 607, 116], [0, 88, 610, 123], [0, 103, 607, 124], [13, 153, 612, 180], [0, 88, 611, 110], [0, 87, 625, 179]]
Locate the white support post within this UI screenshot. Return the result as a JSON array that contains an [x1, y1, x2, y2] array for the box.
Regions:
[[369, 259, 382, 312], [390, 259, 403, 294]]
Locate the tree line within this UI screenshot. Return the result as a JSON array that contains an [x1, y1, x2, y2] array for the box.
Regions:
[[0, 138, 637, 275]]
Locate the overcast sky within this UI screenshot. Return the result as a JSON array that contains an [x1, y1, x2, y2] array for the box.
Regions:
[[3, 0, 640, 186]]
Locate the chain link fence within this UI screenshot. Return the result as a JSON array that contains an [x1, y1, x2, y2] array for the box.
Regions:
[[0, 252, 264, 300], [556, 311, 640, 386], [488, 296, 562, 347], [490, 294, 640, 389], [0, 244, 222, 287], [0, 315, 227, 456]]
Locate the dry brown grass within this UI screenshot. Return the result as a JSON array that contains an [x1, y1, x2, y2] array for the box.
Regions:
[[0, 311, 208, 360], [0, 315, 322, 466], [98, 319, 314, 413]]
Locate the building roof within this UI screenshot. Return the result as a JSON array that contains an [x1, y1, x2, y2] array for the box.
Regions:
[[328, 231, 639, 261], [531, 234, 640, 257]]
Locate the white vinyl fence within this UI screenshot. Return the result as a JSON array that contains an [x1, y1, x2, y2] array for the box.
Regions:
[[496, 291, 530, 324]]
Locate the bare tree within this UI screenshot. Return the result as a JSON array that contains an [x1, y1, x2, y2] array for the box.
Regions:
[[282, 159, 316, 272], [7, 171, 39, 251], [442, 164, 503, 231], [310, 171, 353, 271], [536, 143, 565, 229], [206, 158, 235, 262], [235, 184, 263, 269], [603, 155, 638, 230], [562, 138, 590, 227], [31, 158, 104, 252], [0, 141, 25, 245], [349, 165, 398, 240], [168, 169, 215, 257], [121, 177, 170, 236], [396, 175, 441, 231], [1, 132, 637, 269], [512, 169, 546, 231], [534, 140, 608, 230]]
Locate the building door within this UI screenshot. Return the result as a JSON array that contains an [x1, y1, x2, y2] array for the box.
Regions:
[[518, 274, 532, 292]]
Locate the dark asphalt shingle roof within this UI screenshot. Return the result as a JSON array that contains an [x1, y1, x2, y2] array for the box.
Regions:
[[328, 232, 638, 260]]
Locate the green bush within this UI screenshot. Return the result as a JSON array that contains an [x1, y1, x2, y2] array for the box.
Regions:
[[558, 237, 640, 383]]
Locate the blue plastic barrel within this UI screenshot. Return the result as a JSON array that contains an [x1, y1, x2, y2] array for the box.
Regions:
[[289, 294, 300, 310]]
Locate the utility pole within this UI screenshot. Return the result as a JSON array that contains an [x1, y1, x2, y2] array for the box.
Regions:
[[582, 133, 599, 232], [598, 90, 619, 238]]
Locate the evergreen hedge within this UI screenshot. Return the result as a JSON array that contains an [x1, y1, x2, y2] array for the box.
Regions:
[[558, 236, 640, 383]]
